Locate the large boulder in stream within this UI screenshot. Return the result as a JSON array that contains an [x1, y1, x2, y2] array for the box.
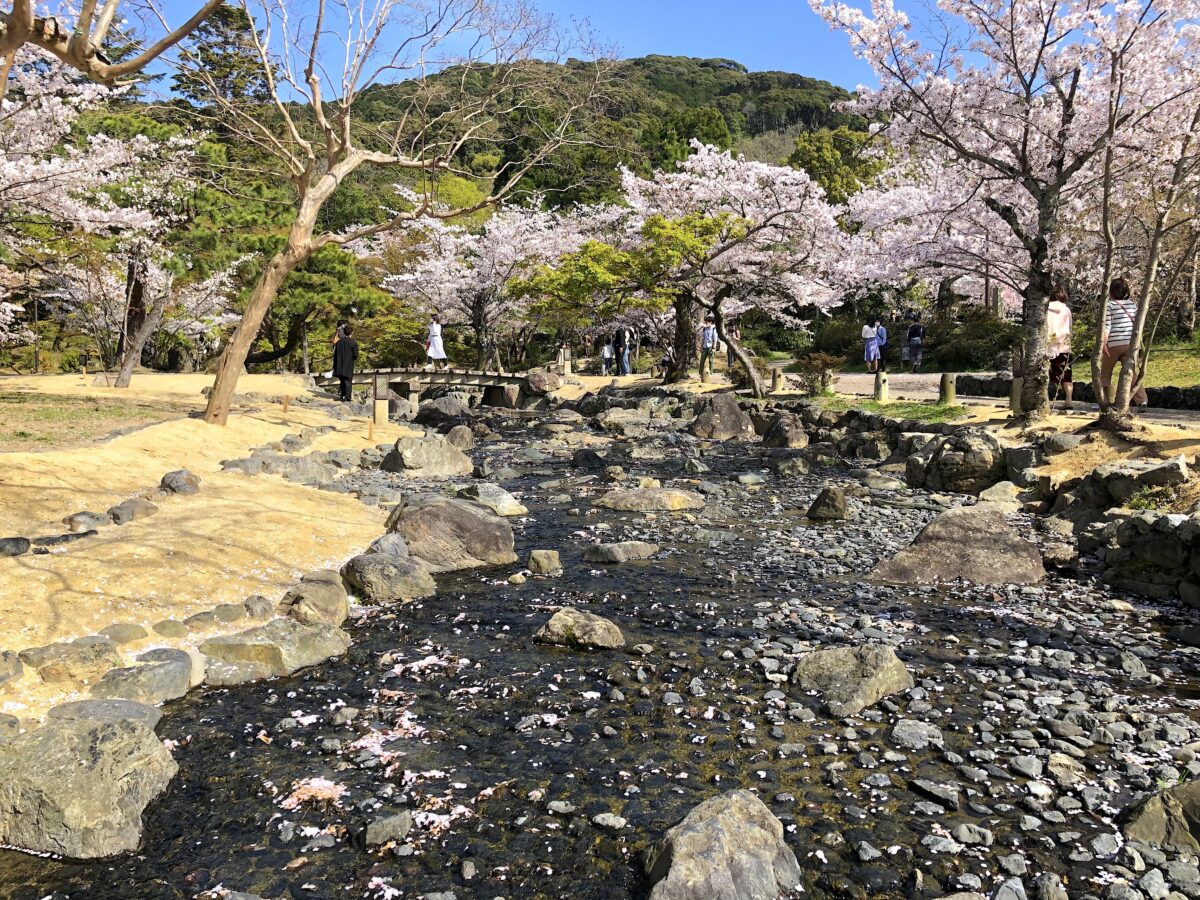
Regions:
[[0, 715, 177, 858], [1123, 779, 1200, 852], [200, 618, 351, 686], [688, 393, 756, 441], [871, 504, 1044, 585], [380, 435, 473, 478], [386, 495, 517, 572], [341, 553, 436, 603], [644, 789, 802, 900], [789, 645, 914, 717], [535, 608, 625, 650]]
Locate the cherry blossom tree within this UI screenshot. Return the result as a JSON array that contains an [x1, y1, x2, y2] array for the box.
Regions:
[[619, 142, 844, 395], [189, 0, 611, 425], [370, 204, 589, 370], [0, 0, 225, 100], [810, 0, 1200, 419]]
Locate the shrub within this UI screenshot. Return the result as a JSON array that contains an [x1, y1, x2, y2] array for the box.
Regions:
[[786, 352, 845, 395], [728, 354, 773, 391]]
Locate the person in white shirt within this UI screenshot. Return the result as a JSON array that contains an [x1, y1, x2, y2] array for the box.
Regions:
[[425, 314, 447, 370], [862, 321, 880, 373], [1046, 285, 1074, 409], [1100, 277, 1147, 407]]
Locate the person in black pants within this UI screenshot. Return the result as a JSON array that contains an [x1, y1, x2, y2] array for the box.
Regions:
[[333, 324, 359, 401]]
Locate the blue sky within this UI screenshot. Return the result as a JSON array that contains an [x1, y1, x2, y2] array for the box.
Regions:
[[539, 0, 874, 89]]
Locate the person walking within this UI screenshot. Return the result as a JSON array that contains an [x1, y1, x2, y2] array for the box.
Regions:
[[1100, 276, 1148, 408], [600, 340, 615, 375], [613, 325, 632, 376], [906, 317, 926, 373], [659, 344, 675, 383], [875, 318, 889, 373], [1046, 285, 1074, 410], [862, 320, 880, 373], [698, 315, 718, 377], [425, 313, 448, 370], [332, 323, 359, 402], [726, 320, 741, 368]]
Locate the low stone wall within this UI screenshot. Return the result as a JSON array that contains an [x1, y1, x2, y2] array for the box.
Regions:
[[956, 373, 1200, 410]]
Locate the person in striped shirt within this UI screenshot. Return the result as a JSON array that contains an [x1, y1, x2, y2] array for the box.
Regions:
[[1100, 277, 1148, 407]]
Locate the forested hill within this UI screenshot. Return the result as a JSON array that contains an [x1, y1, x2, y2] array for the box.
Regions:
[[356, 55, 858, 203]]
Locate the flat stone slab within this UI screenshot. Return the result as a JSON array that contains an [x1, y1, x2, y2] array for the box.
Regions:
[[583, 541, 660, 563], [90, 649, 192, 705], [46, 699, 163, 730], [593, 489, 705, 512], [200, 618, 351, 686], [871, 504, 1044, 585]]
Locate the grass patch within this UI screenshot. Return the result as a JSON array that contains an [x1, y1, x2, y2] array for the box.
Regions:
[[818, 395, 969, 424], [1143, 337, 1200, 388], [0, 391, 186, 451]]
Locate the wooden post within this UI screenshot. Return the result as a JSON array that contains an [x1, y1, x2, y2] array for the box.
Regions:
[[771, 368, 782, 392], [939, 373, 956, 405], [281, 395, 290, 414], [874, 371, 888, 402], [1010, 376, 1024, 414], [367, 419, 375, 442], [81, 366, 87, 376]]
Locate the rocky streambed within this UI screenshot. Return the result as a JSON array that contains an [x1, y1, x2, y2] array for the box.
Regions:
[[3, 396, 1200, 900]]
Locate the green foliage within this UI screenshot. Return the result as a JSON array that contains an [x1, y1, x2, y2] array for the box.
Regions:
[[170, 5, 269, 106], [728, 354, 772, 390], [786, 352, 846, 395], [788, 126, 885, 204], [924, 307, 1021, 371]]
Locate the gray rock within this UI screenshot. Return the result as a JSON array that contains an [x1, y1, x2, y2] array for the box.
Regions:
[[906, 428, 1005, 493], [456, 483, 527, 517], [354, 810, 413, 847], [535, 608, 625, 650], [807, 486, 848, 521], [0, 537, 30, 557], [19, 639, 121, 685], [583, 541, 660, 563], [527, 550, 562, 575], [891, 719, 944, 750], [761, 414, 809, 449], [688, 393, 756, 442], [159, 469, 200, 495], [644, 789, 801, 900], [46, 698, 162, 729], [90, 649, 192, 705], [386, 495, 517, 573], [770, 456, 810, 478], [381, 435, 473, 478], [341, 553, 436, 603], [872, 504, 1044, 585], [280, 569, 349, 627], [1123, 779, 1200, 852], [790, 645, 914, 717], [200, 618, 351, 686], [0, 716, 177, 858], [593, 488, 705, 512], [107, 498, 158, 525], [62, 511, 108, 533], [1140, 456, 1189, 488], [414, 396, 471, 426], [98, 623, 148, 644], [445, 424, 475, 450], [152, 619, 188, 639], [0, 650, 23, 686]]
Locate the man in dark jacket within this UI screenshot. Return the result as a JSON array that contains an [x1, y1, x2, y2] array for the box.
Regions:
[[333, 324, 359, 402]]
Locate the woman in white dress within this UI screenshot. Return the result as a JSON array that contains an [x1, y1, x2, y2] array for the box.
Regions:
[[426, 314, 447, 370]]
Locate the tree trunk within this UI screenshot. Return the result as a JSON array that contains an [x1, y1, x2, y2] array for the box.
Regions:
[[114, 299, 165, 388], [666, 295, 695, 383], [1018, 240, 1053, 420], [301, 323, 310, 375], [1181, 253, 1198, 340], [116, 257, 146, 362], [713, 306, 766, 397], [204, 246, 308, 424]]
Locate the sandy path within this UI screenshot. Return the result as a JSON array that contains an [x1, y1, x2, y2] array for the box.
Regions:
[[0, 374, 419, 721]]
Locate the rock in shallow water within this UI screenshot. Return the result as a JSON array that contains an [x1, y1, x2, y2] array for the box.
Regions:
[[644, 789, 802, 900], [535, 608, 625, 650], [200, 619, 351, 686], [790, 644, 914, 717], [386, 495, 517, 573], [593, 488, 704, 512], [583, 541, 660, 563], [0, 716, 177, 858], [341, 553, 436, 603]]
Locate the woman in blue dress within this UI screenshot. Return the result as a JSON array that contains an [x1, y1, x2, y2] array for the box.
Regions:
[[862, 321, 880, 373]]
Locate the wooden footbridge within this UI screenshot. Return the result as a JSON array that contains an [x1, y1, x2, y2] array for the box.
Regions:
[[320, 367, 533, 424]]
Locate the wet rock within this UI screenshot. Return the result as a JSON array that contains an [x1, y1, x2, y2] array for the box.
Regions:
[[535, 608, 625, 650], [386, 495, 517, 573], [381, 435, 473, 478], [527, 550, 562, 575], [0, 716, 177, 858], [688, 393, 756, 442], [572, 448, 607, 469], [0, 537, 31, 557], [1123, 779, 1200, 852], [789, 645, 914, 717], [200, 619, 351, 686], [19, 639, 121, 685], [280, 570, 350, 627], [159, 469, 200, 495], [583, 541, 660, 563], [456, 483, 527, 517], [90, 649, 192, 705], [107, 498, 158, 525], [341, 554, 436, 603], [594, 488, 705, 512], [644, 789, 801, 900], [807, 486, 847, 521], [872, 504, 1044, 585], [353, 810, 413, 848], [891, 719, 943, 750]]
